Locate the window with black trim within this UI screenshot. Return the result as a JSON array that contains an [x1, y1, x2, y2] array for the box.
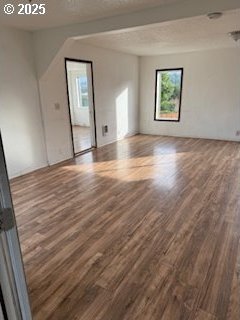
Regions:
[[154, 68, 183, 122], [76, 76, 89, 107]]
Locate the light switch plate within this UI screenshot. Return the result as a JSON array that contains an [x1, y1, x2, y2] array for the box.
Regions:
[[54, 103, 60, 110]]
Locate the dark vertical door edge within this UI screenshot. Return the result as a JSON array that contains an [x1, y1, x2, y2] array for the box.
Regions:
[[0, 285, 9, 320]]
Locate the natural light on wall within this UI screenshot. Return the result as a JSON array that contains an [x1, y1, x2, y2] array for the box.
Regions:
[[116, 88, 129, 139]]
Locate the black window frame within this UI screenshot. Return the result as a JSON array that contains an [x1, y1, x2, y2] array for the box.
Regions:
[[154, 68, 184, 122]]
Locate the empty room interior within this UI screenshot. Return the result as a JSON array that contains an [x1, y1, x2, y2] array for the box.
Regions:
[[0, 0, 240, 319]]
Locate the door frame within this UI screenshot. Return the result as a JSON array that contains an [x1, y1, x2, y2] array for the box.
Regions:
[[0, 133, 32, 320], [64, 58, 97, 156]]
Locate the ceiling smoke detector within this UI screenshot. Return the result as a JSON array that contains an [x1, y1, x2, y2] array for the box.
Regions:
[[229, 31, 240, 42], [207, 12, 223, 20]]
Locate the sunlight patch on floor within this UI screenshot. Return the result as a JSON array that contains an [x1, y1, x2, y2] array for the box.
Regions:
[[62, 153, 183, 187]]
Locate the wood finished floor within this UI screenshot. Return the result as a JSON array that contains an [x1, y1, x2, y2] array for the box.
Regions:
[[73, 125, 91, 153], [11, 135, 240, 320]]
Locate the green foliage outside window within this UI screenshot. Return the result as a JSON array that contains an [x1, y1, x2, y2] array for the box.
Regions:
[[160, 71, 181, 114]]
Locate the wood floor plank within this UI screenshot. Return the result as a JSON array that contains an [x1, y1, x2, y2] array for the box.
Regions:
[[10, 134, 240, 319], [194, 309, 218, 320]]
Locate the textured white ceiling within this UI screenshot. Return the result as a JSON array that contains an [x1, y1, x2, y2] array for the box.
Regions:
[[82, 9, 240, 55], [0, 0, 181, 31]]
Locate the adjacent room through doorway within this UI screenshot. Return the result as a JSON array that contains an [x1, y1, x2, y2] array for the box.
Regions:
[[65, 59, 96, 155]]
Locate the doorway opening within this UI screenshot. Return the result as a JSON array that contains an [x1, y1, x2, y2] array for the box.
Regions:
[[65, 58, 97, 155]]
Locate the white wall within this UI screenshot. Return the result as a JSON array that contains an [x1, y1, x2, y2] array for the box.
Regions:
[[0, 27, 47, 178], [2, 28, 239, 178], [39, 39, 139, 165], [140, 48, 240, 141]]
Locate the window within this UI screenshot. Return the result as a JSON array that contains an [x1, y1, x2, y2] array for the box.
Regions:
[[154, 68, 183, 122], [76, 76, 89, 107]]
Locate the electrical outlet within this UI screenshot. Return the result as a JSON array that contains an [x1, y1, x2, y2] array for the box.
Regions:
[[236, 130, 240, 136], [58, 148, 64, 155]]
